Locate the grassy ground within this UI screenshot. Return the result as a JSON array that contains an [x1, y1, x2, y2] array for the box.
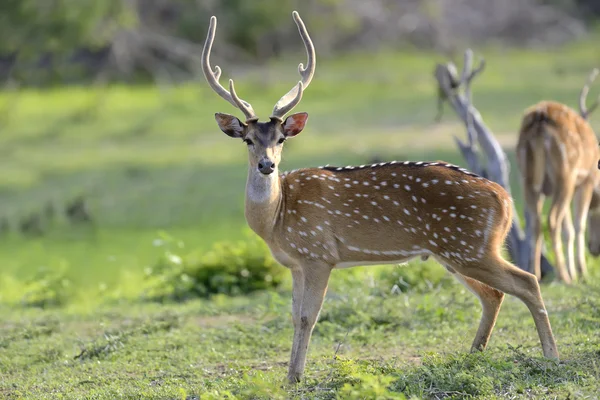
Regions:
[[1, 37, 600, 398], [1, 264, 600, 399]]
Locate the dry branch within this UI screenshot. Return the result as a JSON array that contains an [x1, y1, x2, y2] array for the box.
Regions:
[[434, 49, 554, 277]]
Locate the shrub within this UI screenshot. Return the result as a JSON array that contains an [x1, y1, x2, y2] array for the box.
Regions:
[[19, 263, 73, 308], [337, 372, 406, 400], [377, 260, 454, 295], [142, 231, 286, 301]]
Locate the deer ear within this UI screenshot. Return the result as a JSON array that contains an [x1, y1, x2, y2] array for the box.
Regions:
[[215, 113, 245, 138], [282, 112, 308, 137]]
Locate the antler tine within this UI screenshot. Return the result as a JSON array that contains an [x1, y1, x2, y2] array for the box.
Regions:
[[202, 16, 256, 121], [579, 67, 600, 119], [228, 79, 255, 118], [293, 11, 316, 83], [271, 11, 316, 120], [273, 81, 304, 120]]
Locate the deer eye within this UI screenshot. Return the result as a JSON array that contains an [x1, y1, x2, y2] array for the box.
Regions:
[[277, 137, 286, 144], [243, 138, 254, 146]]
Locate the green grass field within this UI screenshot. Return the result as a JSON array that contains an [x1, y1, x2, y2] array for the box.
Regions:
[[1, 38, 600, 399]]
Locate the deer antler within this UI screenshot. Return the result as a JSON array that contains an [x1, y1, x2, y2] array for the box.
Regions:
[[201, 16, 257, 122], [271, 11, 316, 120], [579, 67, 600, 120]]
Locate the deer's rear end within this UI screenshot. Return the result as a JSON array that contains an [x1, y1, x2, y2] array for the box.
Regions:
[[517, 70, 600, 284]]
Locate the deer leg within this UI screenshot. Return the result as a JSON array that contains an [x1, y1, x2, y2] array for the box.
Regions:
[[457, 256, 559, 359], [573, 183, 594, 280], [547, 180, 575, 283], [548, 170, 575, 284], [523, 186, 545, 281], [289, 267, 305, 368], [453, 273, 504, 352], [518, 140, 547, 280], [287, 264, 332, 384], [561, 207, 577, 282]]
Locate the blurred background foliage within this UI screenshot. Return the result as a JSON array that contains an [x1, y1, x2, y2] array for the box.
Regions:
[[1, 0, 599, 86], [1, 0, 600, 307]]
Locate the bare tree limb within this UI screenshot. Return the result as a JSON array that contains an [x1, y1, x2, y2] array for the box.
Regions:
[[435, 49, 554, 277]]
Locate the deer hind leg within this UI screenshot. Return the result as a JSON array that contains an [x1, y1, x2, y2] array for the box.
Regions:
[[455, 256, 559, 359], [452, 273, 504, 352], [573, 183, 594, 280], [523, 183, 545, 281], [547, 178, 576, 283], [561, 206, 577, 282], [519, 142, 546, 281], [287, 263, 332, 384]]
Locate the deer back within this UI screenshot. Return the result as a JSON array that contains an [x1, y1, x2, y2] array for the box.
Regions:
[[272, 161, 512, 267]]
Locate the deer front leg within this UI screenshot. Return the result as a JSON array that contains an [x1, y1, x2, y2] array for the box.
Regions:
[[573, 183, 594, 280], [289, 267, 304, 368], [287, 263, 332, 384]]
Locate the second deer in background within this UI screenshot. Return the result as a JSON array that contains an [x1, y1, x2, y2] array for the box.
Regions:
[[516, 68, 600, 284]]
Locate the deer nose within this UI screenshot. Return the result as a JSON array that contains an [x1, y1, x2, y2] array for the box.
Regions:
[[258, 160, 275, 175]]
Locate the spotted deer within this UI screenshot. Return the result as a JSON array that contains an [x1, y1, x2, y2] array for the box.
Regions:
[[517, 68, 600, 284], [201, 11, 559, 383]]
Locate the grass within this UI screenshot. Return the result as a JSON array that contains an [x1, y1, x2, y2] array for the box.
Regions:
[[1, 36, 600, 398], [1, 263, 599, 399]]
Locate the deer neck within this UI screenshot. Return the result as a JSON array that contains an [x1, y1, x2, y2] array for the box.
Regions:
[[244, 165, 283, 240]]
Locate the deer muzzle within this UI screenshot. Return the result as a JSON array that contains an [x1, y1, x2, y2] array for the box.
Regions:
[[258, 159, 275, 175]]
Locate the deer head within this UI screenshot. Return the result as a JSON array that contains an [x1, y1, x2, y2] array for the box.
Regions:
[[202, 11, 315, 176]]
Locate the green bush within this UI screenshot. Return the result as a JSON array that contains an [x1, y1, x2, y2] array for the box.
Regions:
[[337, 372, 406, 400], [19, 263, 73, 308], [141, 231, 286, 301], [377, 260, 454, 295]]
